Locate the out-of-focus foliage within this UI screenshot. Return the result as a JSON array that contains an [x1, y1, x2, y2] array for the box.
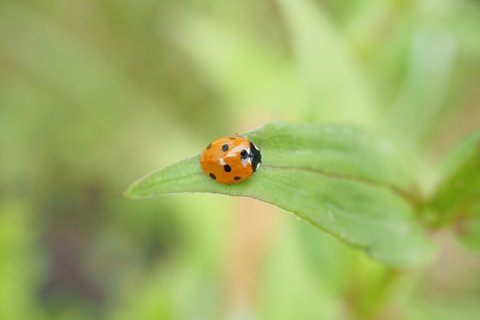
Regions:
[[1, 0, 480, 319], [0, 204, 45, 320], [432, 130, 480, 249]]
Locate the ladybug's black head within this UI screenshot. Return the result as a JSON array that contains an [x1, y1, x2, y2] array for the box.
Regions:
[[249, 142, 262, 172]]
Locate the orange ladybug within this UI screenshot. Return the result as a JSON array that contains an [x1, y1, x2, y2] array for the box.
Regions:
[[200, 136, 262, 184]]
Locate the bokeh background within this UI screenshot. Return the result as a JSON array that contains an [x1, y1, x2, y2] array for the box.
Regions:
[[1, 0, 480, 319]]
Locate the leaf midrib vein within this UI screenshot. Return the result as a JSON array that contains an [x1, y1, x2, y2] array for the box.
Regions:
[[263, 164, 418, 206]]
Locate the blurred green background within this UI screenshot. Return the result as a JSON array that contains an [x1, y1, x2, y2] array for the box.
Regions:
[[1, 0, 480, 319]]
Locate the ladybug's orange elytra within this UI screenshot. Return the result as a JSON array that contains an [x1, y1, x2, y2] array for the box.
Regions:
[[200, 136, 262, 184]]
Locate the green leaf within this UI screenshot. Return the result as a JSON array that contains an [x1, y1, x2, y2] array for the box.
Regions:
[[277, 0, 377, 124], [124, 122, 433, 267], [431, 130, 480, 249], [383, 22, 457, 145], [455, 203, 480, 251]]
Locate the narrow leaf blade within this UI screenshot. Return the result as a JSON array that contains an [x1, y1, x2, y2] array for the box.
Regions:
[[432, 129, 480, 249]]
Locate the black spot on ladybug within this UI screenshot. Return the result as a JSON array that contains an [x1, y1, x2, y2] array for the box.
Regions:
[[224, 164, 231, 172], [222, 144, 229, 152], [206, 143, 212, 150], [240, 149, 248, 159], [234, 176, 241, 181], [209, 173, 216, 180], [250, 142, 262, 172]]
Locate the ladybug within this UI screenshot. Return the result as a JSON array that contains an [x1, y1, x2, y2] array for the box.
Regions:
[[200, 136, 262, 184]]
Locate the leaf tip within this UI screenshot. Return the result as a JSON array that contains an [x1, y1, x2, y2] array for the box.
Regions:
[[122, 183, 140, 200], [121, 189, 133, 200]]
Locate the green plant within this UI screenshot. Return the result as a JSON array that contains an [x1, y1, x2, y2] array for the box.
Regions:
[[124, 121, 479, 268]]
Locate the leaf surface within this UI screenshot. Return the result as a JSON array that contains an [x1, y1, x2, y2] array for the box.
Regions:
[[125, 122, 433, 266]]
